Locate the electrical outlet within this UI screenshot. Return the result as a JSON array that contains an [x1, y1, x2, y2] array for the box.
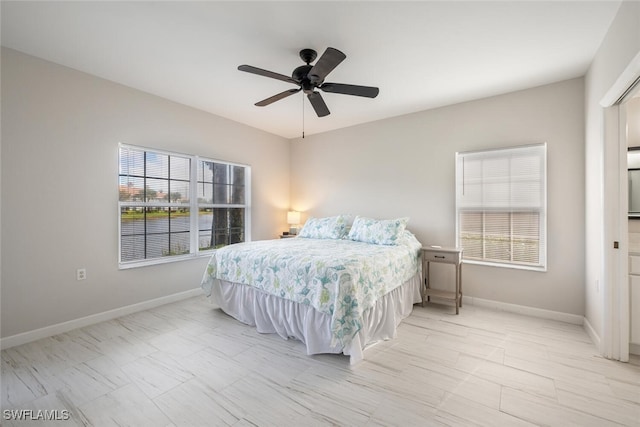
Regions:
[[76, 268, 87, 281]]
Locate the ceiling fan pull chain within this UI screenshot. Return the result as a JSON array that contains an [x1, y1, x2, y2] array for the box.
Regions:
[[302, 91, 305, 139]]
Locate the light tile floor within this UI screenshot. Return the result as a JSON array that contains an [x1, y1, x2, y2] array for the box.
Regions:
[[2, 296, 639, 426]]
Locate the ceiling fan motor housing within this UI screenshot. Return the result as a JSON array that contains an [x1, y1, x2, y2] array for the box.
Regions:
[[293, 65, 318, 93], [292, 64, 313, 82]]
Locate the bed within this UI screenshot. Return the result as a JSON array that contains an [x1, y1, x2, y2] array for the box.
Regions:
[[200, 215, 423, 364]]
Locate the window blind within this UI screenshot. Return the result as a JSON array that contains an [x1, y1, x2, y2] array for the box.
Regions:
[[455, 143, 547, 270]]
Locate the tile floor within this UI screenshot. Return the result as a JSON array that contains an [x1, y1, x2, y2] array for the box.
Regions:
[[1, 296, 639, 426]]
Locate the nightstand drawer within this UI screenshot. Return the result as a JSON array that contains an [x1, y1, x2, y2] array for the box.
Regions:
[[423, 250, 460, 264]]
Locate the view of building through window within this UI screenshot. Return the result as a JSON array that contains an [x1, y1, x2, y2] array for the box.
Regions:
[[118, 145, 250, 267]]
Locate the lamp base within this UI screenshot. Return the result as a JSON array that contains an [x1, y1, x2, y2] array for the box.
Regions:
[[289, 226, 298, 235]]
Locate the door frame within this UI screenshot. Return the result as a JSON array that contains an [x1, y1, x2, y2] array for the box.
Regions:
[[600, 50, 640, 361]]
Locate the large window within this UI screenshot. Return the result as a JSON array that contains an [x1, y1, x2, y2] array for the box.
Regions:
[[455, 143, 546, 270], [118, 144, 250, 268]]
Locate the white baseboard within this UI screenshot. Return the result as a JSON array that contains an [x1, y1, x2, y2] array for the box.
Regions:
[[461, 295, 584, 325], [3, 290, 615, 353], [0, 288, 203, 350], [582, 316, 602, 351], [461, 296, 636, 358]]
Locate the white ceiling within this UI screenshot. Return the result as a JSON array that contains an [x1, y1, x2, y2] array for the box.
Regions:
[[1, 1, 621, 139]]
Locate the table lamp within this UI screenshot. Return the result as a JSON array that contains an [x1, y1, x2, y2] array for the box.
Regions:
[[287, 211, 301, 235]]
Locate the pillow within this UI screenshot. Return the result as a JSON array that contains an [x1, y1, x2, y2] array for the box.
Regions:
[[348, 216, 409, 245], [297, 215, 349, 239]]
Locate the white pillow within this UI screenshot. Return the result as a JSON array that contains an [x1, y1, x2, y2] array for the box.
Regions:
[[297, 215, 349, 239], [348, 216, 409, 245]]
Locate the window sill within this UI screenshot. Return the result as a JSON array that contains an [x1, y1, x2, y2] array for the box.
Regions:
[[463, 259, 547, 272], [118, 251, 215, 270]]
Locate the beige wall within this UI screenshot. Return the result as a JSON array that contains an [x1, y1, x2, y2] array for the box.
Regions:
[[628, 97, 640, 148], [0, 48, 290, 338], [585, 1, 640, 342], [7, 14, 632, 338], [291, 78, 586, 315]]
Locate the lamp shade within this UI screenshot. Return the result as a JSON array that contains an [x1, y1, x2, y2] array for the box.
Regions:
[[287, 211, 301, 225]]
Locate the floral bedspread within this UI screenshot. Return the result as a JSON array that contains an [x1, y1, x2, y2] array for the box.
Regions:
[[201, 231, 422, 347]]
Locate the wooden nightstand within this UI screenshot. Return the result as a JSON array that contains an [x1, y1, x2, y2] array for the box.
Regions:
[[279, 234, 297, 239], [422, 246, 463, 314]]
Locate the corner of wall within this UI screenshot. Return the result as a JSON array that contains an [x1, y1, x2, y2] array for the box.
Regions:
[[583, 315, 602, 352]]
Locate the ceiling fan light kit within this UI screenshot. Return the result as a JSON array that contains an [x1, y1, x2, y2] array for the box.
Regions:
[[238, 47, 379, 119]]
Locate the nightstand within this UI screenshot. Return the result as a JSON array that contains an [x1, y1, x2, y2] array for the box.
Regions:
[[279, 234, 297, 239], [422, 246, 463, 314]]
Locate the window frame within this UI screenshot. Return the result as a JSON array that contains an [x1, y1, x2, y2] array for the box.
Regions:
[[118, 143, 251, 269], [196, 159, 250, 251], [455, 143, 547, 272]]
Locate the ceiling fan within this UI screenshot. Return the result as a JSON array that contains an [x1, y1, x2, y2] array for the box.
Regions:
[[238, 47, 379, 117]]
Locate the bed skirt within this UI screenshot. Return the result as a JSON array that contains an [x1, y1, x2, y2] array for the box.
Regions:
[[209, 272, 422, 364]]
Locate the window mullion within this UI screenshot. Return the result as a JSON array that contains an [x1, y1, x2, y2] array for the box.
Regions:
[[168, 156, 171, 256], [144, 152, 148, 260], [190, 157, 199, 255]]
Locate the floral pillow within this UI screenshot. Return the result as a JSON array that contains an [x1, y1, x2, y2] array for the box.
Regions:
[[297, 215, 349, 239], [348, 216, 409, 245]]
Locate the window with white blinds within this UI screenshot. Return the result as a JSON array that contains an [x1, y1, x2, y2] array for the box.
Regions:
[[455, 143, 547, 271], [118, 144, 250, 268]]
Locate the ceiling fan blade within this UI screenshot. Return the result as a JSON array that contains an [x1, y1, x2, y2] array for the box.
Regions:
[[238, 65, 297, 85], [320, 83, 379, 98], [307, 92, 330, 117], [308, 47, 346, 83], [255, 88, 301, 107]]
